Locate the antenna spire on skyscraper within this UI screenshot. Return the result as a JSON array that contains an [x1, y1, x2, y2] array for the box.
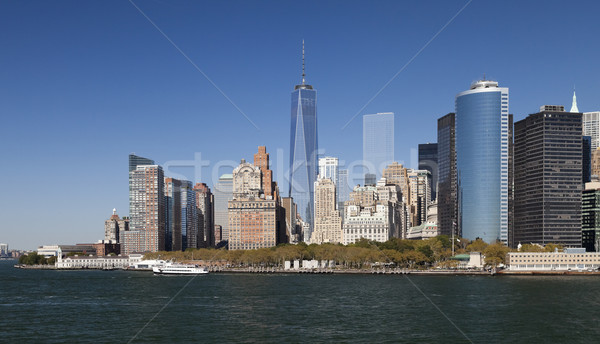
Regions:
[[302, 39, 306, 85], [570, 87, 579, 113]]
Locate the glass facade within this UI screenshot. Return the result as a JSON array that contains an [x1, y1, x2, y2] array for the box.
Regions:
[[363, 113, 394, 179], [289, 85, 318, 239], [437, 113, 456, 237], [418, 143, 438, 200], [129, 154, 154, 172], [583, 135, 592, 183], [213, 174, 233, 241], [583, 112, 600, 150], [582, 188, 600, 252], [164, 178, 182, 251], [180, 180, 197, 250], [456, 81, 508, 244]]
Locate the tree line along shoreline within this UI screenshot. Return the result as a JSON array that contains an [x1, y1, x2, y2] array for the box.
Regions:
[[16, 237, 565, 269]]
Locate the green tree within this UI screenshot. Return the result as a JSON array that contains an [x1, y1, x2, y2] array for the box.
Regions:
[[483, 242, 509, 267], [544, 243, 564, 252], [466, 238, 488, 253], [519, 243, 544, 252]]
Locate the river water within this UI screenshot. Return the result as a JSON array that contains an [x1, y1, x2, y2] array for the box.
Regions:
[[1, 260, 599, 343]]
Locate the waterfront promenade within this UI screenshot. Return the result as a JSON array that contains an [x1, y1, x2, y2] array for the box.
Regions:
[[15, 263, 600, 276]]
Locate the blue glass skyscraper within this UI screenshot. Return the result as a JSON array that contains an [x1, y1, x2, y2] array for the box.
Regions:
[[363, 112, 394, 179], [456, 80, 509, 244], [289, 41, 318, 239]]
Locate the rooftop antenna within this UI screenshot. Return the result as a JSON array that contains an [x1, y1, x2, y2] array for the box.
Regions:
[[302, 40, 306, 85]]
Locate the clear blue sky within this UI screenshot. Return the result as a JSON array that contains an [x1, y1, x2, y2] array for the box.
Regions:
[[2, 0, 599, 250]]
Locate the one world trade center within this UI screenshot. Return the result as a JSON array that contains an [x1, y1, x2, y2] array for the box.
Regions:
[[289, 41, 318, 241]]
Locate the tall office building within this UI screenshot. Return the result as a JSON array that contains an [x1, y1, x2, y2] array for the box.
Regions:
[[514, 108, 582, 248], [418, 143, 438, 200], [282, 197, 300, 242], [408, 169, 431, 227], [194, 183, 214, 248], [180, 180, 197, 250], [456, 80, 509, 244], [592, 148, 600, 178], [583, 181, 600, 252], [318, 157, 339, 183], [164, 178, 182, 251], [312, 178, 343, 244], [124, 164, 165, 254], [583, 136, 592, 184], [289, 41, 318, 237], [437, 113, 457, 237], [214, 174, 233, 241], [337, 169, 350, 214], [363, 112, 394, 179], [583, 112, 600, 149], [383, 162, 410, 204]]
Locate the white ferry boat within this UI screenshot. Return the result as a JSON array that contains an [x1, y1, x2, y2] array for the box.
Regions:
[[152, 262, 208, 275]]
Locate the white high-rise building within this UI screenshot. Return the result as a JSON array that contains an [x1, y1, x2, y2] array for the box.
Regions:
[[0, 243, 8, 257], [408, 169, 432, 227], [583, 112, 600, 150], [318, 157, 339, 183]]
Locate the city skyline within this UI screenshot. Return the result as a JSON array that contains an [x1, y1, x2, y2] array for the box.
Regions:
[[3, 1, 600, 249]]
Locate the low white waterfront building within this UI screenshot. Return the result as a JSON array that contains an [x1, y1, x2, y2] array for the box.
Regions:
[[55, 251, 143, 269], [507, 248, 600, 271]]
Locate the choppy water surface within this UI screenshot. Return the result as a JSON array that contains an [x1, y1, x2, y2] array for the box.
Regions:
[[2, 260, 600, 343]]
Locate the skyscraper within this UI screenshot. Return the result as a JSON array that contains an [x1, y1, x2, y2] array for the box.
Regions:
[[514, 108, 582, 248], [456, 80, 509, 244], [213, 174, 233, 241], [312, 177, 343, 244], [337, 169, 350, 213], [583, 111, 600, 149], [124, 164, 165, 254], [194, 183, 214, 248], [408, 169, 431, 227], [318, 157, 339, 183], [418, 143, 438, 200], [164, 178, 182, 251], [582, 181, 600, 252], [180, 180, 198, 250], [383, 162, 410, 205], [437, 113, 457, 237], [583, 136, 592, 184], [289, 41, 318, 238], [363, 112, 394, 179]]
